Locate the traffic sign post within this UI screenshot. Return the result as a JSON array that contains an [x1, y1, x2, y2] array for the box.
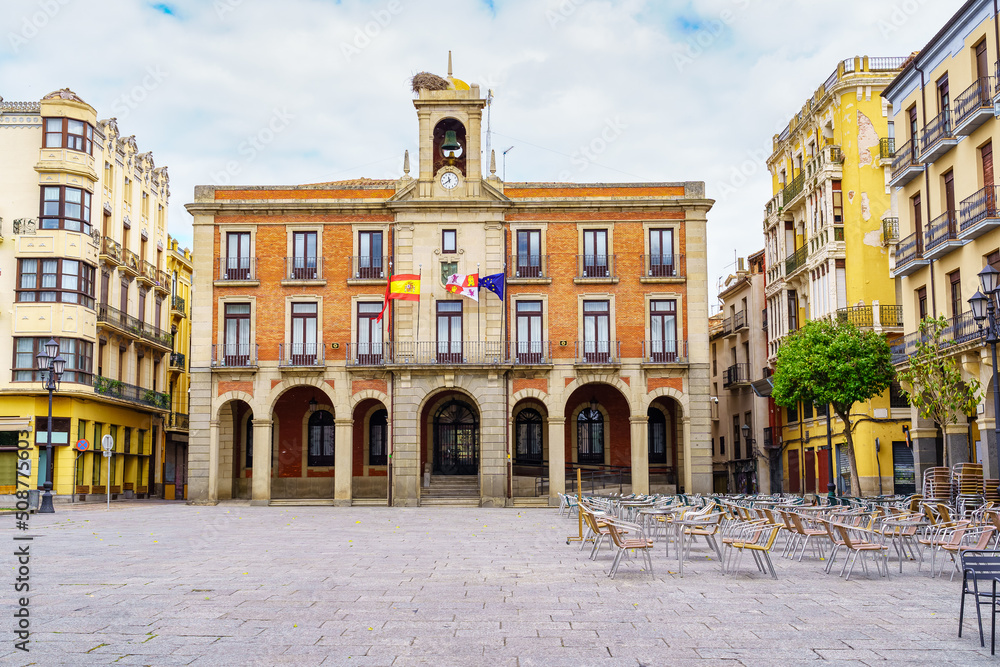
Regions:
[[101, 435, 114, 510]]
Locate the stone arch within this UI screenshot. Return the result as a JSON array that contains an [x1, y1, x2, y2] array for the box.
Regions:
[[265, 378, 341, 416], [511, 387, 555, 413], [350, 389, 389, 410], [414, 385, 483, 418], [213, 391, 257, 418], [640, 386, 688, 418], [559, 375, 633, 413]]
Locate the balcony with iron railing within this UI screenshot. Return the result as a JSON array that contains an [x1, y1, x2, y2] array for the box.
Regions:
[[723, 363, 750, 389], [959, 186, 1000, 240], [97, 303, 141, 341], [880, 305, 903, 329], [781, 172, 805, 206], [879, 137, 895, 160], [92, 375, 170, 411], [122, 248, 140, 276], [722, 317, 733, 335], [507, 255, 549, 281], [575, 255, 617, 281], [642, 253, 685, 279], [169, 352, 185, 371], [882, 218, 899, 245], [155, 269, 170, 293], [919, 107, 960, 162], [890, 138, 924, 187], [170, 295, 186, 318], [892, 232, 928, 277], [640, 340, 689, 364], [100, 236, 122, 264], [347, 341, 507, 366], [734, 310, 747, 331], [923, 210, 963, 259], [215, 257, 257, 282], [278, 343, 326, 368], [836, 305, 873, 328], [166, 412, 189, 431], [347, 256, 389, 281], [139, 260, 157, 285], [784, 245, 808, 276], [283, 256, 324, 282], [891, 310, 985, 365], [211, 343, 259, 369], [574, 340, 622, 365], [954, 76, 997, 136]]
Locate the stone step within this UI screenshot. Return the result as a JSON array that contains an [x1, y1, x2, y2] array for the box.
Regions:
[[419, 497, 480, 507], [351, 498, 387, 506], [268, 499, 336, 506], [511, 498, 552, 508]]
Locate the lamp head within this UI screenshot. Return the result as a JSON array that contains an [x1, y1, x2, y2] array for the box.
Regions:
[[970, 290, 989, 323], [52, 355, 66, 376], [44, 338, 59, 360], [980, 264, 1000, 295], [741, 423, 751, 439], [35, 351, 50, 371]]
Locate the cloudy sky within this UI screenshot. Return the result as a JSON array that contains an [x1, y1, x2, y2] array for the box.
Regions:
[[1, 0, 960, 297]]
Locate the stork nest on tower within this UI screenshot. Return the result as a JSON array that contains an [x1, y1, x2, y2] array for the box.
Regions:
[[411, 72, 450, 93]]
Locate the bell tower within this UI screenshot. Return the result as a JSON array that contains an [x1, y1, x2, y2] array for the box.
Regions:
[[412, 54, 488, 198]]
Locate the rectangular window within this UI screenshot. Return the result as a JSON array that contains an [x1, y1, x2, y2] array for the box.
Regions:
[[649, 228, 675, 277], [436, 301, 463, 363], [138, 288, 147, 324], [515, 300, 543, 363], [787, 290, 798, 332], [92, 423, 103, 486], [369, 410, 387, 466], [949, 270, 962, 321], [43, 117, 94, 154], [803, 402, 814, 421], [719, 436, 726, 456], [290, 302, 318, 364], [39, 185, 92, 234], [358, 231, 384, 279], [442, 229, 457, 254], [583, 300, 610, 362], [224, 303, 251, 365], [14, 337, 92, 384], [908, 105, 918, 142], [832, 181, 843, 223], [515, 230, 542, 277], [733, 415, 741, 460], [787, 404, 799, 424], [292, 231, 318, 280], [16, 259, 96, 308], [225, 232, 251, 280], [988, 250, 1000, 272], [917, 287, 928, 322], [649, 300, 677, 362], [356, 302, 384, 364], [938, 74, 950, 117], [123, 427, 132, 455], [582, 229, 609, 278]]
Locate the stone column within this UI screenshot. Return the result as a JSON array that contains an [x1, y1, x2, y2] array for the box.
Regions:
[[981, 418, 998, 479], [944, 423, 971, 467], [251, 418, 272, 506], [208, 419, 219, 504], [630, 415, 649, 495], [548, 417, 566, 504], [682, 416, 693, 493], [335, 418, 354, 506], [910, 426, 938, 488]]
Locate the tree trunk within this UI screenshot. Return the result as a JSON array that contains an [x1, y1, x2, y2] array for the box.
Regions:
[[836, 407, 861, 496]]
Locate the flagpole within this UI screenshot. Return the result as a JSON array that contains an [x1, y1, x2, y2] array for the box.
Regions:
[[417, 264, 422, 344], [477, 263, 481, 349]]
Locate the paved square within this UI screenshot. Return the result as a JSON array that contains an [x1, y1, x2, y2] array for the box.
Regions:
[[2, 502, 992, 665]]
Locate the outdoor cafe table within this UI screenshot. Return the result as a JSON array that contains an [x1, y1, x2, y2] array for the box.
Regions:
[[672, 513, 725, 577], [878, 516, 927, 573], [638, 506, 685, 556]]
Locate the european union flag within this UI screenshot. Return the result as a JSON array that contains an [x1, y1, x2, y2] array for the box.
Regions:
[[479, 273, 505, 300]]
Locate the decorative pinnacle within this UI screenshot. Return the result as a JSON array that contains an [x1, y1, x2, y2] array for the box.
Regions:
[[403, 150, 410, 175], [448, 51, 453, 78], [490, 149, 496, 175]]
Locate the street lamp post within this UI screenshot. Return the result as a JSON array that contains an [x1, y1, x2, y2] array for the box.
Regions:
[[35, 338, 66, 514], [968, 264, 1000, 479]]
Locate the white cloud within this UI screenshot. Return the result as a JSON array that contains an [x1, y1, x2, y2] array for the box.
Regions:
[[0, 0, 959, 285]]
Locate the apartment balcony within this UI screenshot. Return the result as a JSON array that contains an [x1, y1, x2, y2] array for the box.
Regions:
[[784, 245, 808, 278], [215, 257, 258, 284], [166, 412, 189, 432], [574, 255, 618, 282], [959, 186, 1000, 241], [954, 77, 996, 136], [640, 340, 689, 364], [879, 305, 904, 330], [92, 375, 170, 411], [283, 256, 325, 283], [879, 137, 895, 160], [507, 255, 550, 282], [138, 259, 157, 286], [96, 303, 141, 341], [891, 311, 985, 366], [12, 218, 37, 235], [892, 232, 929, 277], [723, 363, 750, 389], [347, 256, 389, 282], [808, 226, 845, 256], [722, 317, 733, 335], [734, 310, 747, 331], [211, 343, 259, 369], [169, 352, 185, 373], [882, 218, 899, 245], [918, 108, 960, 162], [154, 269, 170, 294], [781, 172, 805, 208], [100, 236, 122, 265], [170, 295, 186, 319], [836, 305, 873, 328], [574, 340, 622, 365], [122, 248, 140, 277], [356, 341, 506, 366], [642, 253, 685, 280], [923, 211, 965, 260], [889, 138, 924, 187], [508, 341, 552, 365], [278, 343, 325, 369]]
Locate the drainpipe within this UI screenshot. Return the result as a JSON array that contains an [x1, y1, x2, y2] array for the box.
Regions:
[[915, 61, 937, 317], [994, 0, 999, 75]]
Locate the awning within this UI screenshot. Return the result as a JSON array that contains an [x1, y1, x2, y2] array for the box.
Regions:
[[751, 378, 773, 398]]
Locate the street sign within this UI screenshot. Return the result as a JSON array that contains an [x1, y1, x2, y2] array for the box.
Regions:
[[103, 448, 112, 458], [101, 434, 113, 451], [76, 438, 90, 452]]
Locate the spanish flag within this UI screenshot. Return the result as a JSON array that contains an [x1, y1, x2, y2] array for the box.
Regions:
[[375, 274, 421, 323]]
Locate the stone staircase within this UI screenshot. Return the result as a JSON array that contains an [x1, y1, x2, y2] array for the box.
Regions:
[[420, 475, 480, 506]]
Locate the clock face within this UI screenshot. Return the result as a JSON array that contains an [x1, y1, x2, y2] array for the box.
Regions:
[[440, 172, 459, 189]]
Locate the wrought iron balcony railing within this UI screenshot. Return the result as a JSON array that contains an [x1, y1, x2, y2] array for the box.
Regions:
[[278, 343, 325, 368], [723, 363, 750, 388], [211, 343, 259, 368], [574, 340, 622, 364], [575, 255, 617, 280], [924, 210, 959, 253], [836, 305, 873, 328], [640, 340, 689, 364], [880, 305, 903, 328], [507, 254, 549, 280], [643, 253, 685, 278], [284, 256, 324, 281], [215, 257, 257, 281], [93, 375, 170, 410], [882, 218, 899, 244], [784, 245, 808, 275], [879, 137, 895, 159], [960, 186, 1000, 233], [348, 256, 389, 280]]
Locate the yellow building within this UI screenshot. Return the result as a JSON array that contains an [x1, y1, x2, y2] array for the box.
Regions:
[[164, 236, 193, 499], [0, 90, 172, 503], [885, 0, 1000, 482], [764, 57, 914, 497]]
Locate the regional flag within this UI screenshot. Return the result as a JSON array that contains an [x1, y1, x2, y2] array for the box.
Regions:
[[446, 273, 479, 301], [479, 273, 505, 300], [375, 273, 421, 322]]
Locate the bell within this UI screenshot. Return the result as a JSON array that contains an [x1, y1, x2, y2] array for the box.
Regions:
[[440, 130, 461, 155]]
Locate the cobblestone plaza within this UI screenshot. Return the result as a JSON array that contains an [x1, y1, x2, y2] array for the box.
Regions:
[[3, 502, 992, 665]]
